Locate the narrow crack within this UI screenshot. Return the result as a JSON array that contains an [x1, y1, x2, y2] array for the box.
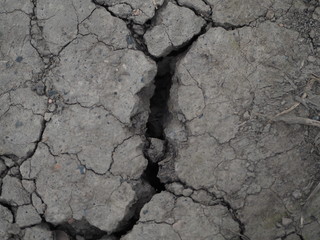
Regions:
[[174, 0, 212, 21], [167, 179, 251, 240], [91, 0, 152, 57], [25, 118, 47, 160], [218, 200, 250, 240]]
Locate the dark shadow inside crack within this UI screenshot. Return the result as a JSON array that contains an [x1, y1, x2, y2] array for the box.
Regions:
[[28, 181, 154, 240], [143, 22, 213, 196], [143, 57, 175, 192], [42, 218, 109, 240], [146, 57, 174, 139], [142, 156, 166, 193], [111, 58, 176, 238]]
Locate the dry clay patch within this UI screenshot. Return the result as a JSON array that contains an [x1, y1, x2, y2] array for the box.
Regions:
[[1, 0, 320, 240], [122, 192, 240, 240], [0, 0, 157, 239], [165, 17, 320, 240]]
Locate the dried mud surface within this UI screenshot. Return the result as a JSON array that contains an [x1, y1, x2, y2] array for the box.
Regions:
[[1, 0, 320, 240]]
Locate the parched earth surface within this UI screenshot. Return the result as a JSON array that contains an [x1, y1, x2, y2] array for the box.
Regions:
[[1, 0, 320, 240]]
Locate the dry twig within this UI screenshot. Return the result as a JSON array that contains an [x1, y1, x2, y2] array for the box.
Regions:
[[270, 74, 320, 128], [271, 77, 315, 120], [275, 116, 320, 128]]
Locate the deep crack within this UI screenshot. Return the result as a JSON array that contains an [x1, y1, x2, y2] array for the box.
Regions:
[[146, 57, 174, 139], [108, 16, 213, 237], [50, 220, 108, 240]]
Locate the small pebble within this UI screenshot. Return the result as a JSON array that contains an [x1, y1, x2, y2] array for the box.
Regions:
[[9, 166, 20, 176], [266, 10, 275, 19], [243, 111, 250, 119], [182, 188, 193, 197], [292, 190, 302, 199], [3, 156, 15, 167], [166, 182, 184, 195], [307, 56, 316, 62], [282, 217, 293, 226]]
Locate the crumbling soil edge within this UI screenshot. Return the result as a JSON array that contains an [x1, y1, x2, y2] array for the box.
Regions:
[[89, 1, 253, 239]]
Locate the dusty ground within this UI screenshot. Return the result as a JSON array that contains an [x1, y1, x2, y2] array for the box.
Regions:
[[1, 0, 320, 239]]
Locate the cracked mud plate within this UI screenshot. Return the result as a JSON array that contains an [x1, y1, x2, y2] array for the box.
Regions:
[[1, 0, 320, 240]]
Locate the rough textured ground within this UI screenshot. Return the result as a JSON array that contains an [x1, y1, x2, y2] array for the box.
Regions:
[[1, 0, 320, 240]]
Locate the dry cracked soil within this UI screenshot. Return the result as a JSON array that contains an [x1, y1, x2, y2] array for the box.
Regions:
[[1, 0, 320, 240]]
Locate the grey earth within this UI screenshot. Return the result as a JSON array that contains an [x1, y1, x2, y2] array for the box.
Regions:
[[1, 0, 320, 240]]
